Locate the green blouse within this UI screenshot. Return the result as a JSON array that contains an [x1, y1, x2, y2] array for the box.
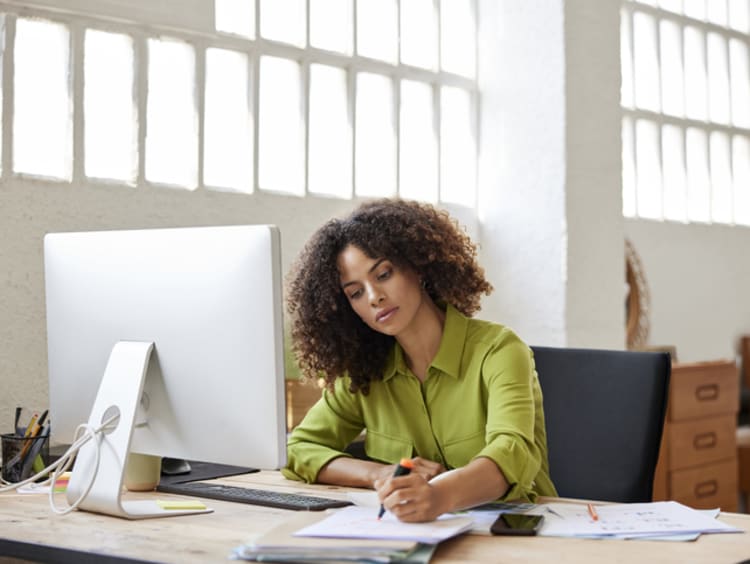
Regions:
[[283, 305, 557, 502]]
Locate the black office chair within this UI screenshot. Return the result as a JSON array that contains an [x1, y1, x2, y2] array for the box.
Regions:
[[532, 346, 670, 503]]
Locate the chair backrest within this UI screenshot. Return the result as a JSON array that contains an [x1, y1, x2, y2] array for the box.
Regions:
[[532, 346, 670, 503]]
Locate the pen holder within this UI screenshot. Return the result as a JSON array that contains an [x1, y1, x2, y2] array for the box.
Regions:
[[1, 433, 50, 483]]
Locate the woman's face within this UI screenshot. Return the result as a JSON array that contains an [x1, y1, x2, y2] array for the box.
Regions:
[[337, 244, 423, 337]]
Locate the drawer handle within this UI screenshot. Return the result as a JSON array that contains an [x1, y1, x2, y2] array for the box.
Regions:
[[695, 384, 719, 401], [694, 480, 718, 498], [693, 432, 717, 450]]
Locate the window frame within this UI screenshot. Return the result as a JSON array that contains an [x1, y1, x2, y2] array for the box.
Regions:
[[0, 1, 479, 208], [621, 0, 750, 226]]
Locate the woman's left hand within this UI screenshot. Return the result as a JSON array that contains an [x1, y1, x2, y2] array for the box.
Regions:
[[374, 472, 450, 522]]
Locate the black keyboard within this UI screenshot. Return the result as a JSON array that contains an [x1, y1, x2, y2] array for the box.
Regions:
[[156, 481, 353, 511]]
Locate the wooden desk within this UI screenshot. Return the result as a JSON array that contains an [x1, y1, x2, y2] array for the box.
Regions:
[[1, 471, 749, 563]]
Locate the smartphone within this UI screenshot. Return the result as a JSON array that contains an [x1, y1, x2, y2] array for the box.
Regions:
[[489, 513, 544, 536]]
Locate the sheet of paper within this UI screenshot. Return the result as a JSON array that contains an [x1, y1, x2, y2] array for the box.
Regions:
[[293, 505, 474, 544], [248, 511, 417, 552], [538, 501, 742, 539]]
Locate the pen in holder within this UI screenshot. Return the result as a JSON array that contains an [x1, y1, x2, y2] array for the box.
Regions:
[[1, 432, 50, 483]]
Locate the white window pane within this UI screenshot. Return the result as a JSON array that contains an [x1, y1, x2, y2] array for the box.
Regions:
[[662, 124, 687, 221], [684, 0, 706, 20], [309, 64, 351, 198], [635, 119, 662, 219], [707, 0, 728, 25], [636, 0, 658, 6], [355, 72, 396, 197], [686, 128, 710, 222], [733, 135, 750, 225], [258, 56, 303, 194], [730, 39, 750, 127], [204, 48, 253, 193], [440, 86, 475, 207], [356, 0, 397, 63], [13, 18, 71, 180], [633, 12, 660, 112], [621, 10, 634, 109], [660, 19, 684, 116], [707, 33, 730, 125], [684, 26, 707, 120], [659, 0, 683, 13], [84, 30, 136, 184], [400, 80, 437, 202], [401, 0, 438, 70], [622, 118, 637, 217], [709, 131, 732, 223], [215, 0, 255, 38], [440, 0, 476, 78], [260, 0, 305, 46], [729, 0, 750, 32], [145, 38, 197, 188], [311, 0, 352, 54]]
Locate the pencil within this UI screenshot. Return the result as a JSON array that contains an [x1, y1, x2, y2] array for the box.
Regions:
[[587, 503, 598, 521]]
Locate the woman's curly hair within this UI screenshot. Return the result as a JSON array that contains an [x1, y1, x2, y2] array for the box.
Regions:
[[286, 198, 493, 394]]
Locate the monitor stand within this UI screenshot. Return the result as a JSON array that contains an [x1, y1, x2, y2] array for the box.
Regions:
[[66, 341, 212, 519]]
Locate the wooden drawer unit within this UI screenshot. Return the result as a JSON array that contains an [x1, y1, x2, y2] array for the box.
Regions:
[[285, 379, 323, 431], [670, 459, 738, 512], [654, 360, 739, 511], [667, 361, 738, 420], [668, 414, 737, 470]]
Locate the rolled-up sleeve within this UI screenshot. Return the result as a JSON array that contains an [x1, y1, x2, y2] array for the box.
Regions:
[[282, 378, 365, 483], [473, 340, 543, 501]]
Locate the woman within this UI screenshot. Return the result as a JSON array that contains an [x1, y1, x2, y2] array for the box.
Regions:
[[283, 199, 556, 522]]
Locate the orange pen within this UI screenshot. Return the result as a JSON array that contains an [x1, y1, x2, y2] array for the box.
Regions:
[[377, 458, 415, 520]]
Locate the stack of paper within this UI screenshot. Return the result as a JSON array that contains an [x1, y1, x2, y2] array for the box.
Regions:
[[232, 512, 437, 563], [294, 506, 474, 544], [537, 501, 743, 540]]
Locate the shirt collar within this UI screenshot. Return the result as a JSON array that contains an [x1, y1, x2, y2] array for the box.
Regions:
[[382, 304, 469, 382]]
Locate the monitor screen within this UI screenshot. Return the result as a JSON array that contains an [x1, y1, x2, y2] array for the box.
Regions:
[[44, 225, 287, 475]]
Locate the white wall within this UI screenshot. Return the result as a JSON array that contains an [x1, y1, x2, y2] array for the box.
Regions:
[[626, 218, 750, 362], [478, 0, 625, 349], [477, 0, 567, 344]]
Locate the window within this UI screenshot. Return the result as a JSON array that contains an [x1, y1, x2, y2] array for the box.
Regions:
[[84, 30, 136, 184], [14, 18, 71, 180], [204, 47, 253, 192], [0, 1, 478, 208], [622, 0, 750, 226]]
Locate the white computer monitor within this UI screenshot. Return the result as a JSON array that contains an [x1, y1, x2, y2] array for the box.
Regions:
[[44, 224, 287, 518]]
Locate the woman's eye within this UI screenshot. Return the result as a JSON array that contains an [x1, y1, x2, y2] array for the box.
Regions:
[[349, 288, 363, 300], [377, 269, 392, 281]]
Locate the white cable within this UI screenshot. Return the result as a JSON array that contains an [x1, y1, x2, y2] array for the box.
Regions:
[[0, 414, 119, 516]]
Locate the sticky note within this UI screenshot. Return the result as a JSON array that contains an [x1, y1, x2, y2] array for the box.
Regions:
[[53, 472, 70, 493], [156, 499, 207, 510]]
